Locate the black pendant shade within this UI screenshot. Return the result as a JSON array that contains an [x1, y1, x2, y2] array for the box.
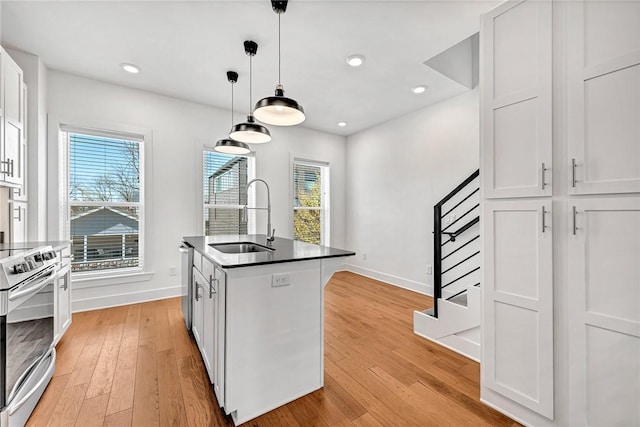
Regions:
[[254, 85, 305, 126], [229, 114, 271, 144]]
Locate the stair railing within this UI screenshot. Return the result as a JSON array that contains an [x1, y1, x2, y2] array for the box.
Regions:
[[433, 170, 480, 318]]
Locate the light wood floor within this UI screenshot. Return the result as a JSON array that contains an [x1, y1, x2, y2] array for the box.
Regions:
[[27, 271, 517, 426]]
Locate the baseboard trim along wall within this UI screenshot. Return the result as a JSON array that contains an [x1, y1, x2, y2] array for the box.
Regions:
[[72, 285, 182, 312], [343, 264, 432, 296]]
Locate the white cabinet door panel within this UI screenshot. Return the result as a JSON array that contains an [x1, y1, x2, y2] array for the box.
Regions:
[[482, 0, 552, 199], [568, 1, 640, 195], [569, 197, 640, 426], [483, 199, 553, 419], [192, 269, 204, 349]]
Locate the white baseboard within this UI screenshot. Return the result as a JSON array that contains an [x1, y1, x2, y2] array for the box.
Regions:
[[344, 264, 432, 296], [72, 285, 182, 312]]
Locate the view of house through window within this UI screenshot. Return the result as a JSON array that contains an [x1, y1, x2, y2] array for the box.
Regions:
[[293, 160, 329, 245], [65, 130, 143, 273], [203, 150, 254, 235]]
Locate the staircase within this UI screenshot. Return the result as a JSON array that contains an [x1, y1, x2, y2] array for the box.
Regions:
[[414, 170, 481, 361]]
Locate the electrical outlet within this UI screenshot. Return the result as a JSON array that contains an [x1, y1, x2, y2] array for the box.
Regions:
[[426, 264, 432, 275], [272, 273, 290, 287], [361, 252, 367, 261], [169, 266, 177, 276]]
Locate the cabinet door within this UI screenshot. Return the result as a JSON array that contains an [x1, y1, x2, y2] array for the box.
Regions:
[[214, 266, 226, 408], [482, 199, 553, 419], [54, 268, 72, 344], [2, 53, 24, 187], [11, 203, 26, 243], [202, 268, 216, 383], [192, 270, 205, 349], [567, 1, 640, 195], [481, 0, 552, 199], [568, 197, 640, 426]]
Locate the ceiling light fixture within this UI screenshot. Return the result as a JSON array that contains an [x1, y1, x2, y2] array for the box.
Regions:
[[411, 85, 428, 94], [121, 63, 140, 74], [337, 121, 347, 127], [253, 0, 306, 126], [230, 41, 272, 144], [346, 55, 365, 67], [214, 71, 251, 155]]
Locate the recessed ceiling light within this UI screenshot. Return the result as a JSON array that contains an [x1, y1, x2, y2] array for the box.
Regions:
[[346, 55, 365, 67], [411, 85, 427, 94], [338, 121, 347, 127], [121, 63, 140, 74]]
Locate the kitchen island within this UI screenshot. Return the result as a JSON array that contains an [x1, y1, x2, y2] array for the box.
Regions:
[[182, 234, 354, 425]]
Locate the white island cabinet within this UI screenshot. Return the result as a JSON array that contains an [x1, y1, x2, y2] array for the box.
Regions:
[[185, 235, 353, 425]]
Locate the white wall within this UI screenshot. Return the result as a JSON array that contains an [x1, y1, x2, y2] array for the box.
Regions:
[[46, 70, 347, 311], [6, 48, 48, 241], [345, 89, 479, 295]]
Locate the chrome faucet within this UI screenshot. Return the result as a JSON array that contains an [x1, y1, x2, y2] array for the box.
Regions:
[[243, 178, 275, 245]]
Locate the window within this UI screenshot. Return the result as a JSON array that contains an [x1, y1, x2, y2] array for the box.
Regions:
[[203, 150, 255, 235], [293, 160, 329, 245], [62, 128, 144, 273]]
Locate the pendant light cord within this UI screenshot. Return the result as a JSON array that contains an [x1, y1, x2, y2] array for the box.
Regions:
[[278, 13, 281, 85], [230, 81, 234, 128], [249, 54, 253, 113]]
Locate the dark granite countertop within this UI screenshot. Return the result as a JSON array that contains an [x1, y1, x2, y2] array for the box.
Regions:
[[0, 240, 71, 251], [183, 235, 355, 269]]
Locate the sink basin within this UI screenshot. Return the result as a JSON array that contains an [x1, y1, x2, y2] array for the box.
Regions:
[[209, 242, 274, 254]]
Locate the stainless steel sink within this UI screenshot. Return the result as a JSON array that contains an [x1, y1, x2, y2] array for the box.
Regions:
[[209, 242, 274, 254]]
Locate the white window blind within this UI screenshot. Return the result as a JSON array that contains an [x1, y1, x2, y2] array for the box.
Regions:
[[64, 130, 144, 273], [203, 150, 254, 236], [293, 160, 329, 245]]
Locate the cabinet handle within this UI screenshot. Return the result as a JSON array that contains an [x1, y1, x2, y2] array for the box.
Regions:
[[572, 206, 577, 235], [208, 275, 217, 298], [542, 206, 547, 233], [195, 282, 202, 301], [14, 207, 21, 222], [59, 281, 68, 291], [541, 162, 549, 190], [10, 159, 14, 178], [571, 158, 577, 188]]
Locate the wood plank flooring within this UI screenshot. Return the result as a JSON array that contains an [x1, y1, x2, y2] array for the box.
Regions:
[[27, 271, 518, 426]]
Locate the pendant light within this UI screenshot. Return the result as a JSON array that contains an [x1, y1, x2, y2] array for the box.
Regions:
[[229, 41, 272, 144], [253, 0, 305, 126], [214, 71, 251, 155]]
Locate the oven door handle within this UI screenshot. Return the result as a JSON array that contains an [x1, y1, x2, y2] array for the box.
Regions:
[[8, 272, 56, 301], [7, 348, 56, 416]]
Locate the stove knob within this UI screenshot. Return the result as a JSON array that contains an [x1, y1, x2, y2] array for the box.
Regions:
[[34, 253, 43, 262], [27, 260, 37, 270], [13, 264, 24, 274], [22, 262, 31, 272], [43, 252, 51, 261]]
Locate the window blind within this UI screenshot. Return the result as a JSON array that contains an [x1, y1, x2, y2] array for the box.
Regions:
[[203, 150, 252, 236], [67, 132, 143, 273], [293, 161, 324, 244]]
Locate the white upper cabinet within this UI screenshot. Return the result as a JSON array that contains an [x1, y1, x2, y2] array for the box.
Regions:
[[567, 1, 640, 195], [568, 197, 640, 426], [481, 0, 552, 199], [1, 48, 25, 188], [482, 199, 554, 419]]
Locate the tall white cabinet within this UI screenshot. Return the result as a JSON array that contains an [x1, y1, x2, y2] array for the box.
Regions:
[[481, 0, 639, 425]]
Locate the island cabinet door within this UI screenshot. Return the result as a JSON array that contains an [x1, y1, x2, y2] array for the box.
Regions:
[[481, 0, 552, 199], [568, 197, 640, 426], [202, 264, 217, 385], [214, 266, 226, 409], [482, 199, 554, 419], [192, 269, 205, 351], [567, 0, 640, 195]]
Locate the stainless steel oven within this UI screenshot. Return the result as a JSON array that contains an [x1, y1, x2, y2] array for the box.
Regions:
[[0, 246, 59, 427]]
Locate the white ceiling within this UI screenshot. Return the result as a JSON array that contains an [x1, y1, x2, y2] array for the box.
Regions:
[[2, 0, 500, 136]]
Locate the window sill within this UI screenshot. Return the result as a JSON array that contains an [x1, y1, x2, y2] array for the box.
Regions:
[[72, 270, 155, 289]]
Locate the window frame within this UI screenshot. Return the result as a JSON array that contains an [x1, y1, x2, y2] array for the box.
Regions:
[[290, 155, 330, 246], [200, 146, 256, 236], [51, 117, 152, 280]]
